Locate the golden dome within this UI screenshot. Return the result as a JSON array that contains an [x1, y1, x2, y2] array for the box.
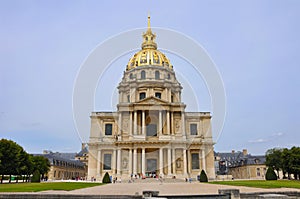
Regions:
[[126, 15, 173, 71]]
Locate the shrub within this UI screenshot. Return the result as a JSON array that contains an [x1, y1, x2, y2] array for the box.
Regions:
[[102, 172, 111, 183], [265, 167, 277, 180], [31, 170, 41, 182], [199, 170, 208, 182]]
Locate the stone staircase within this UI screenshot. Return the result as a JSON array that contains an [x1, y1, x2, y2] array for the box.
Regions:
[[121, 177, 186, 183]]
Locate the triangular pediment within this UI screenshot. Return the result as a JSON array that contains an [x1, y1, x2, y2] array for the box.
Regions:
[[135, 96, 170, 105]]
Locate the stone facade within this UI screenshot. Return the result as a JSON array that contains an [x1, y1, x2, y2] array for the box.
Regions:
[[88, 16, 215, 181], [37, 152, 86, 180]]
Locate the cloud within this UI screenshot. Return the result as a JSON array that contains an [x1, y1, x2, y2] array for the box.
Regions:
[[249, 138, 268, 143], [248, 132, 284, 143]]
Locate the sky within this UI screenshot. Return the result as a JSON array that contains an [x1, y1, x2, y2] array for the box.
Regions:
[[0, 0, 299, 155]]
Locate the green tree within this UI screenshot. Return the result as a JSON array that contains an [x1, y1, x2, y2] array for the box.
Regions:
[[32, 156, 50, 180], [199, 170, 208, 182], [265, 148, 283, 178], [289, 147, 300, 180], [102, 172, 111, 183], [0, 139, 25, 183], [265, 167, 277, 180]]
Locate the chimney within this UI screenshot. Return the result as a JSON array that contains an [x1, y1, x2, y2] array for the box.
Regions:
[[242, 149, 248, 156], [82, 143, 86, 150], [232, 150, 235, 154]]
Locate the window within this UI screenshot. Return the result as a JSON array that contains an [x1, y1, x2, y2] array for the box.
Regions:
[[171, 95, 174, 102], [141, 70, 146, 79], [257, 168, 261, 176], [130, 73, 133, 79], [190, 124, 198, 135], [191, 153, 200, 169], [167, 74, 171, 79], [139, 92, 146, 100], [127, 95, 130, 102], [103, 154, 112, 170], [155, 92, 161, 99], [105, 123, 113, 135], [155, 71, 160, 79]]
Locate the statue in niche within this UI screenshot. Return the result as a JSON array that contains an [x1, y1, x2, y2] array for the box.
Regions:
[[176, 158, 181, 168], [175, 120, 180, 132], [122, 157, 128, 169]]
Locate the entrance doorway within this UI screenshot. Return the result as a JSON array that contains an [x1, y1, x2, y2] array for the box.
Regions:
[[146, 159, 157, 177]]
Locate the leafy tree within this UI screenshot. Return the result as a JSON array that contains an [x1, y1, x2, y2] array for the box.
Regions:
[[0, 139, 24, 183], [265, 148, 282, 178], [199, 170, 208, 182], [102, 172, 111, 183], [31, 170, 40, 182], [289, 147, 300, 180], [265, 167, 277, 180], [31, 155, 50, 180]]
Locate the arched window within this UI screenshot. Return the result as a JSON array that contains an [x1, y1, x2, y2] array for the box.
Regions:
[[141, 70, 146, 79], [167, 74, 171, 79], [130, 73, 133, 79], [155, 71, 160, 80]]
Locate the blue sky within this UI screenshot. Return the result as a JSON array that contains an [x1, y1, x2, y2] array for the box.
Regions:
[[0, 0, 299, 154]]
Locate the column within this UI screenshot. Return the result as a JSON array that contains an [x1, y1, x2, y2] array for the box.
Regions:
[[117, 149, 121, 175], [181, 112, 186, 137], [187, 149, 191, 174], [112, 149, 117, 174], [172, 148, 176, 174], [142, 148, 145, 175], [142, 111, 145, 135], [128, 149, 132, 175], [133, 148, 137, 174], [167, 111, 170, 135], [129, 112, 132, 136], [171, 112, 174, 135], [167, 148, 172, 175], [118, 112, 122, 135], [134, 111, 137, 135], [202, 149, 206, 171], [96, 150, 101, 175], [159, 110, 162, 135], [183, 148, 187, 175], [159, 148, 163, 175]]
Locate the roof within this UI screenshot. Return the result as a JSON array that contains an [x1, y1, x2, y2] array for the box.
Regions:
[[34, 153, 84, 167], [76, 146, 88, 157], [215, 151, 266, 167]]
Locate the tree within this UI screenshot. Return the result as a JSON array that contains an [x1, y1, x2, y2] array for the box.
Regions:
[[0, 139, 25, 183], [265, 167, 277, 180], [102, 172, 111, 183], [31, 156, 50, 180], [199, 170, 208, 182], [289, 147, 300, 180], [265, 148, 282, 179]]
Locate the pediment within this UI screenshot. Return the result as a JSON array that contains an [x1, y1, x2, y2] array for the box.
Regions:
[[135, 96, 169, 105]]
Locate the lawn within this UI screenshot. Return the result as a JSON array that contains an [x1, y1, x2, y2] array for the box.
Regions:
[[0, 182, 103, 192], [210, 180, 300, 189]]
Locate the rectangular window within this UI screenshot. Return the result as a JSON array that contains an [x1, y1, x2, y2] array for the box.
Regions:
[[139, 92, 146, 100], [103, 154, 112, 170], [191, 153, 200, 170], [155, 92, 161, 99], [190, 124, 198, 135], [105, 123, 113, 135], [257, 168, 261, 176]]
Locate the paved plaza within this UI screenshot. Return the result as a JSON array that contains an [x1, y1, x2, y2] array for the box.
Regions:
[[37, 181, 300, 196]]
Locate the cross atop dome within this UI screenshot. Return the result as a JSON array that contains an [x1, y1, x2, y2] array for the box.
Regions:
[[142, 14, 157, 50]]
